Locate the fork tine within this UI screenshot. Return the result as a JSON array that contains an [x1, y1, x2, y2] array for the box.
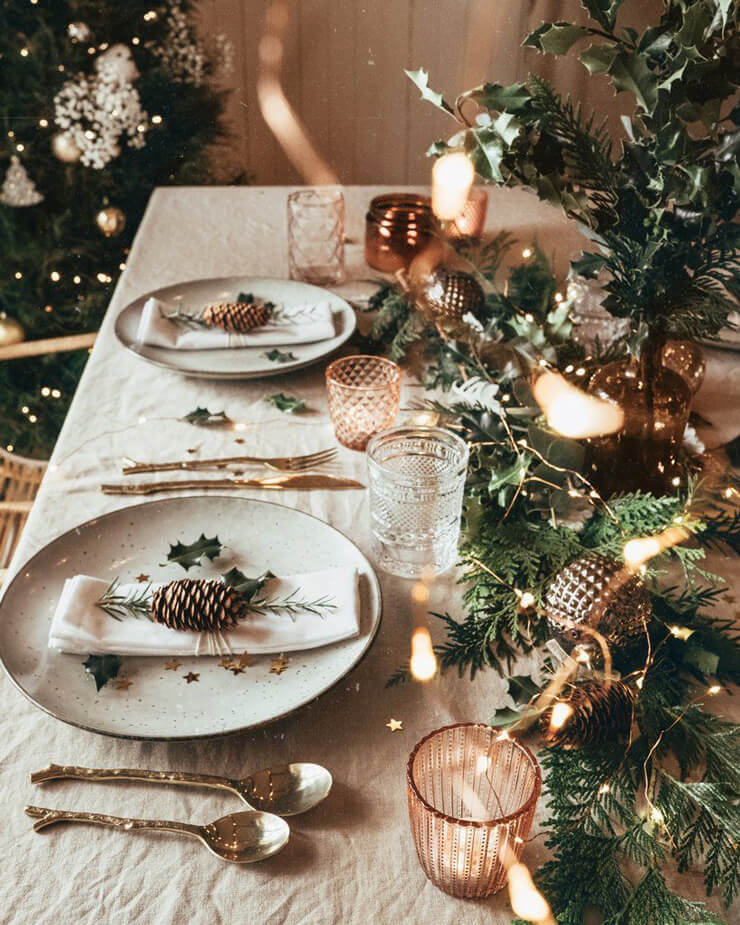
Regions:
[[295, 448, 337, 464], [283, 449, 337, 471]]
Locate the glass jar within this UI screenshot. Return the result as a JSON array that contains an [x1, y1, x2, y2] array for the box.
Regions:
[[364, 194, 435, 273]]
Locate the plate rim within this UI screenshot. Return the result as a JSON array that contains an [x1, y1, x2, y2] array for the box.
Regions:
[[113, 275, 357, 380], [0, 496, 382, 741]]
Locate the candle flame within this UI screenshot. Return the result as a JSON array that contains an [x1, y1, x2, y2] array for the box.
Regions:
[[532, 372, 624, 439], [431, 152, 474, 221], [623, 525, 689, 572], [508, 863, 554, 924], [410, 627, 437, 681]]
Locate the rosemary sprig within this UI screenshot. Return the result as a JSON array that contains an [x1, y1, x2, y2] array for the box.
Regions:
[[160, 307, 208, 330], [95, 579, 152, 621], [246, 591, 337, 621]]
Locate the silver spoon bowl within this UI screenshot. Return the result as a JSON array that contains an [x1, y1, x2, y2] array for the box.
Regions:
[[31, 761, 332, 816], [25, 805, 289, 864]]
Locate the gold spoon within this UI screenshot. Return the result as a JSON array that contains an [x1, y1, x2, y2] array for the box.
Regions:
[[31, 762, 333, 816], [25, 805, 289, 864]]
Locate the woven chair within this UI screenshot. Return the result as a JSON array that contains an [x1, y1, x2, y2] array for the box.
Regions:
[[0, 449, 47, 575]]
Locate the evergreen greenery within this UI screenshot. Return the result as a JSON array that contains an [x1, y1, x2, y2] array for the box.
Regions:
[[0, 2, 231, 457]]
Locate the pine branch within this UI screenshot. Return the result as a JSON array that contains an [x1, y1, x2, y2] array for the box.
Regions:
[[95, 579, 152, 621]]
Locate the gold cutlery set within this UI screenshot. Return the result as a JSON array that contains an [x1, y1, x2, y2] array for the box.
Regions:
[[101, 448, 365, 495], [26, 760, 333, 863]]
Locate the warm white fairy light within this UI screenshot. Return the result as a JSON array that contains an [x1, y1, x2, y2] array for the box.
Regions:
[[132, 36, 141, 45], [40, 387, 50, 397], [51, 389, 61, 399], [533, 371, 624, 439], [522, 247, 533, 258], [16, 143, 24, 152], [152, 115, 163, 125], [554, 292, 563, 302], [431, 151, 474, 221], [39, 118, 48, 128], [518, 590, 536, 610], [549, 701, 574, 730], [50, 271, 61, 282], [623, 525, 688, 572], [21, 405, 29, 414], [20, 47, 29, 57], [707, 684, 722, 695], [669, 625, 694, 641], [28, 414, 38, 423], [14, 271, 22, 280], [598, 783, 611, 795], [6, 445, 14, 452], [73, 275, 81, 284]]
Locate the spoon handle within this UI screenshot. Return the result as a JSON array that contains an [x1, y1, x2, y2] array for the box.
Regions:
[[25, 805, 202, 840], [31, 763, 239, 798]]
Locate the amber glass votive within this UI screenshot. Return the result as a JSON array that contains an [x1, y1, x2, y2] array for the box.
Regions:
[[325, 355, 401, 450], [365, 194, 435, 272], [407, 723, 541, 898]]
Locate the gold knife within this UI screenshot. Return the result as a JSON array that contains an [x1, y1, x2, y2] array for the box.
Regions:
[[101, 474, 365, 495]]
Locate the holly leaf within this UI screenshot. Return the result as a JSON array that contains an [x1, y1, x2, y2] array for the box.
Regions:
[[222, 567, 275, 603], [262, 349, 297, 364], [163, 533, 223, 571], [265, 393, 308, 414], [181, 407, 231, 426], [469, 82, 531, 114], [524, 23, 590, 56], [579, 0, 623, 31], [607, 51, 658, 112], [83, 654, 123, 692], [404, 68, 452, 114], [580, 43, 619, 74]]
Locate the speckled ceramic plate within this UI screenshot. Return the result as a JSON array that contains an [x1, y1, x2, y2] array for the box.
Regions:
[[0, 497, 381, 740], [114, 276, 356, 379]]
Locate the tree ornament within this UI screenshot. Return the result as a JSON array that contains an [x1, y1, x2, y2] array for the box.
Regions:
[[545, 554, 650, 659], [201, 301, 273, 333], [0, 157, 43, 206], [539, 679, 634, 749], [0, 313, 25, 347], [415, 268, 485, 331], [95, 206, 126, 238], [51, 131, 82, 164], [150, 578, 246, 632], [661, 340, 706, 396], [95, 43, 140, 83], [67, 22, 92, 44]]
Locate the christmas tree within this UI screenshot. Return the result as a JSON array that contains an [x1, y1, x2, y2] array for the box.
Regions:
[[0, 2, 231, 457]]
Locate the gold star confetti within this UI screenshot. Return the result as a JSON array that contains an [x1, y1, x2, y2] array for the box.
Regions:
[[164, 659, 181, 671], [186, 447, 198, 454], [236, 651, 253, 668], [135, 573, 150, 583], [183, 671, 200, 683], [385, 718, 403, 732], [229, 665, 245, 676], [270, 656, 289, 676], [218, 656, 233, 669], [234, 437, 245, 444], [115, 677, 133, 691]]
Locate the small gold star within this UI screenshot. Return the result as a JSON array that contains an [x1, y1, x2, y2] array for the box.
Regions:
[[135, 573, 150, 583], [115, 677, 133, 691], [270, 656, 289, 676], [385, 718, 403, 732], [186, 447, 198, 454], [229, 665, 245, 675], [218, 656, 233, 669], [164, 659, 181, 671], [183, 671, 200, 683], [234, 437, 245, 444], [236, 651, 253, 668]]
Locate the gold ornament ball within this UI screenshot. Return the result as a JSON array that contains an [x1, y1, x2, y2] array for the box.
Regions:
[[95, 206, 126, 238], [0, 314, 25, 347], [51, 132, 81, 164]]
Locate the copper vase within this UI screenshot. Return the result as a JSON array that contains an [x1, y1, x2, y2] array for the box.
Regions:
[[587, 347, 692, 496]]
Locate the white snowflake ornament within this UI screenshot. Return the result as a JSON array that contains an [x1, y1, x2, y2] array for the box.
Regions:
[[95, 43, 139, 83]]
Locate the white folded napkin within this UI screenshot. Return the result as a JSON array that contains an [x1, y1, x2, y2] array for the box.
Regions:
[[135, 297, 337, 349], [49, 569, 361, 656]]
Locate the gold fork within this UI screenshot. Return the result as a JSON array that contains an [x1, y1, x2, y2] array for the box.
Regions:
[[122, 447, 337, 476]]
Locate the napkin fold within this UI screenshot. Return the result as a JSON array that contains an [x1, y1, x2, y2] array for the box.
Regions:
[[49, 569, 361, 656], [135, 297, 336, 349]]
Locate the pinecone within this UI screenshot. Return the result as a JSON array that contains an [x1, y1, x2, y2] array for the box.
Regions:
[[545, 554, 651, 659], [201, 300, 272, 333], [150, 579, 245, 633], [540, 679, 634, 749], [418, 269, 485, 324]]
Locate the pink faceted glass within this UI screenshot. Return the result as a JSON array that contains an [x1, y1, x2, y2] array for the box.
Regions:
[[407, 723, 541, 898], [325, 355, 401, 451]]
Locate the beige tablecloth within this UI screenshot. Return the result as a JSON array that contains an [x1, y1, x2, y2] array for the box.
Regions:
[[2, 186, 738, 925]]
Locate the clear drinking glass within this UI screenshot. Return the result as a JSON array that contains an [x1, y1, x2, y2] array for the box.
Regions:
[[407, 723, 541, 899], [366, 425, 469, 578], [287, 188, 345, 285], [325, 355, 401, 451]]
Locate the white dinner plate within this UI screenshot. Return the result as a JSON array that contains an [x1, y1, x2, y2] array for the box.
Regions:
[[0, 497, 381, 740], [114, 276, 357, 379]]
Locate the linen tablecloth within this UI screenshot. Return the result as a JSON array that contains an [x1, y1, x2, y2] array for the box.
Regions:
[[1, 186, 738, 925]]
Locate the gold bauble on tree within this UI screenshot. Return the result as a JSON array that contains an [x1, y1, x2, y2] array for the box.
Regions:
[[51, 132, 81, 164], [95, 206, 126, 238], [0, 313, 25, 347]]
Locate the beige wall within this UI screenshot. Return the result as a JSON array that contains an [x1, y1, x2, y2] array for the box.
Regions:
[[200, 0, 659, 185]]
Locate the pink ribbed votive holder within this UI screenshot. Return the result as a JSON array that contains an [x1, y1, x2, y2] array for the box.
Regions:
[[407, 723, 541, 898]]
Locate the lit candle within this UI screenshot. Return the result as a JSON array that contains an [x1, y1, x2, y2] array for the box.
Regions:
[[432, 152, 475, 221]]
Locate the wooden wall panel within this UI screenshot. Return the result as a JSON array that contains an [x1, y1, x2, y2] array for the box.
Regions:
[[198, 0, 662, 186]]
